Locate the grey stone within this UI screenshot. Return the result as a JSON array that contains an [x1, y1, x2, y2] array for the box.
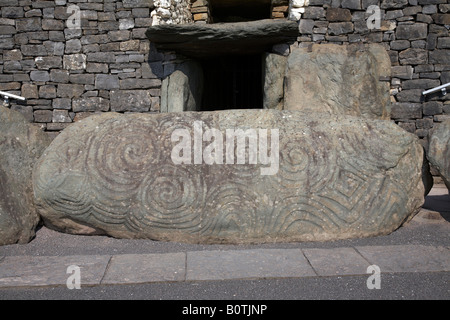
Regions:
[[102, 253, 185, 284], [57, 84, 84, 98], [86, 63, 109, 74], [15, 18, 42, 32], [44, 41, 65, 56], [95, 74, 120, 90], [108, 30, 131, 42], [392, 65, 413, 79], [402, 79, 441, 89], [39, 85, 57, 99], [81, 34, 109, 45], [391, 102, 422, 119], [21, 84, 39, 99], [33, 110, 53, 123], [63, 54, 87, 71], [428, 120, 450, 190], [396, 23, 428, 40], [326, 8, 352, 21], [42, 19, 64, 31], [381, 0, 409, 9], [437, 37, 450, 49], [3, 61, 22, 71], [385, 10, 404, 20], [110, 90, 152, 112], [141, 61, 164, 79], [65, 39, 82, 54], [119, 78, 161, 90], [298, 19, 315, 34], [341, 0, 361, 9], [263, 53, 287, 110], [429, 49, 450, 64], [0, 255, 110, 287], [30, 71, 50, 82], [303, 247, 370, 276], [10, 105, 33, 123], [356, 245, 450, 272], [52, 110, 71, 123], [419, 0, 446, 4], [21, 45, 47, 57], [0, 25, 16, 35], [52, 98, 72, 110], [441, 71, 450, 84], [303, 7, 326, 19], [284, 44, 391, 120], [33, 110, 425, 243], [50, 69, 69, 83], [69, 74, 95, 85], [1, 6, 24, 18], [72, 97, 110, 112], [432, 13, 450, 24], [146, 19, 298, 58], [399, 48, 428, 65], [160, 61, 203, 112], [328, 22, 354, 35], [427, 33, 438, 50], [123, 0, 154, 8], [0, 106, 51, 245], [403, 6, 422, 15], [0, 38, 14, 50], [423, 4, 438, 13], [87, 52, 116, 63], [35, 56, 62, 70], [396, 89, 424, 103], [187, 249, 315, 281]]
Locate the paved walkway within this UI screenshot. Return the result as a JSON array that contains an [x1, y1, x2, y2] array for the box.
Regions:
[[0, 244, 449, 289], [0, 186, 449, 289]]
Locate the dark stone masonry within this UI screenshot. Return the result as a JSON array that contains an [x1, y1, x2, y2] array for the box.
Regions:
[[0, 0, 448, 149]]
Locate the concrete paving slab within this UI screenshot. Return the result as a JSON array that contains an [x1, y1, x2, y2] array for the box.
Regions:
[[356, 245, 450, 273], [101, 253, 186, 284], [302, 247, 371, 276], [0, 255, 110, 288], [186, 249, 316, 281]]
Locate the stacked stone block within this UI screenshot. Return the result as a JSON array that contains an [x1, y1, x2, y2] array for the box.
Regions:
[[0, 0, 162, 139], [297, 0, 449, 151], [190, 0, 210, 23], [272, 1, 290, 19]]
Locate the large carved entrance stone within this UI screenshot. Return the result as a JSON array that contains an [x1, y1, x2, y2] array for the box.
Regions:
[[33, 110, 424, 244]]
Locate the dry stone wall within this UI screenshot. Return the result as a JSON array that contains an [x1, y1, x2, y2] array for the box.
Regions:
[[296, 0, 449, 152], [0, 0, 163, 139], [0, 0, 449, 149]]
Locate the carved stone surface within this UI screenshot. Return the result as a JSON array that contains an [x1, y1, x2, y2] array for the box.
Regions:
[[33, 110, 424, 244], [284, 43, 392, 120], [428, 120, 450, 191], [0, 106, 51, 245]]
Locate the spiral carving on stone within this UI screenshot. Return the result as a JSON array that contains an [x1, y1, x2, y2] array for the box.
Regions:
[[33, 111, 425, 243], [200, 182, 260, 239], [86, 116, 160, 200], [278, 130, 336, 192], [132, 164, 205, 232]]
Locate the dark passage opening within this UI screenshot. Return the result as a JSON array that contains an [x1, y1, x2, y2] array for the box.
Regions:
[[210, 0, 272, 23], [200, 55, 263, 111]]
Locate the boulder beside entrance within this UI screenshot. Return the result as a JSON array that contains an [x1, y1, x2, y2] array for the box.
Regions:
[[0, 106, 51, 245]]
